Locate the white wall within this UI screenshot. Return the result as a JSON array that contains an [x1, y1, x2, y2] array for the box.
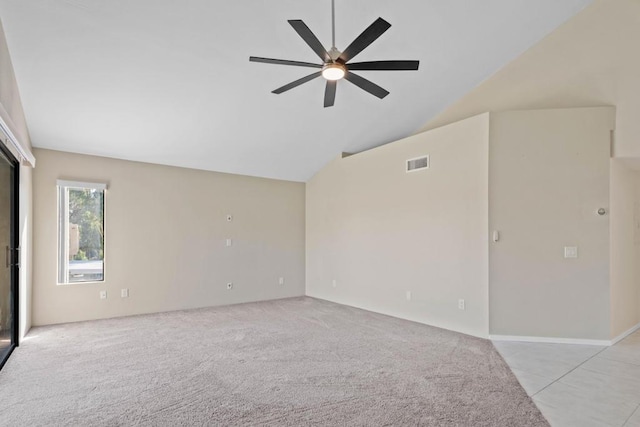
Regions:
[[610, 159, 640, 338], [32, 149, 306, 326], [306, 114, 490, 338], [489, 107, 613, 340], [0, 19, 33, 338]]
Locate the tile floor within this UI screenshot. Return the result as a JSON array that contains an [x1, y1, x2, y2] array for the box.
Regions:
[[494, 330, 640, 427]]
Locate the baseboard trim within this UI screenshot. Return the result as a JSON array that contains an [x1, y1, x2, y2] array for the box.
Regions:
[[611, 322, 640, 345], [489, 334, 611, 346], [490, 322, 640, 347], [306, 294, 489, 339]]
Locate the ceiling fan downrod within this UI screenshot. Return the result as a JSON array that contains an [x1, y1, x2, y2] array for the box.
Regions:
[[328, 0, 340, 60]]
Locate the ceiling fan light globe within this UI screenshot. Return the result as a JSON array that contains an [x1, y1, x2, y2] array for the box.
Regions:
[[322, 64, 346, 81]]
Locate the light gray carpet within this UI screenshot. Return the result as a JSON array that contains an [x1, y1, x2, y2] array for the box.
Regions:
[[0, 297, 548, 426]]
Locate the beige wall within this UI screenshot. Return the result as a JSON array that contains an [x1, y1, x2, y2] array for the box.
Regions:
[[0, 19, 33, 338], [411, 0, 636, 341], [637, 174, 640, 323], [307, 107, 614, 341], [488, 107, 613, 340], [306, 114, 490, 338], [610, 159, 640, 338], [421, 0, 640, 161], [32, 149, 305, 326]]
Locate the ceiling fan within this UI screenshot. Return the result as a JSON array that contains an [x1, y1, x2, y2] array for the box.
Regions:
[[249, 0, 420, 108]]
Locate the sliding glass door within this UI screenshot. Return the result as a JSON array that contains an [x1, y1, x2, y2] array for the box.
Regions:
[[0, 145, 17, 371]]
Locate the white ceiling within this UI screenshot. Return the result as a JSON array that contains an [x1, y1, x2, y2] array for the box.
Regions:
[[0, 0, 591, 182]]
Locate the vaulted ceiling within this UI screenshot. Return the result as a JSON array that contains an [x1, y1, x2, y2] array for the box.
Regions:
[[0, 0, 591, 181]]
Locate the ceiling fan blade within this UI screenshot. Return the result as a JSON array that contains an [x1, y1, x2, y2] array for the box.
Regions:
[[288, 20, 330, 62], [324, 81, 337, 108], [250, 56, 322, 68], [344, 72, 389, 99], [272, 71, 322, 94], [347, 60, 420, 71], [338, 18, 391, 63]]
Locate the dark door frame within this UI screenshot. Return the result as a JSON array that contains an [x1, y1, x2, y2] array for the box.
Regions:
[[0, 142, 19, 372]]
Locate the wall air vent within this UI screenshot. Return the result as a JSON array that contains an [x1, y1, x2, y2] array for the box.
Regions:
[[406, 155, 429, 173]]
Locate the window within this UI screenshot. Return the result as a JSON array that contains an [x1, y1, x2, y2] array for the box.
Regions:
[[57, 180, 106, 284]]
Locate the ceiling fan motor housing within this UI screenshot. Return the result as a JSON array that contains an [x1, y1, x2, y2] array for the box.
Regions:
[[328, 47, 342, 61]]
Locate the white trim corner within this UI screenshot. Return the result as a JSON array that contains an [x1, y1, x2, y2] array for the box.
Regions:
[[611, 322, 640, 346]]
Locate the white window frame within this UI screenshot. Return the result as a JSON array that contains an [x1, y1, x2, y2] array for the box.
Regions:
[[57, 180, 107, 285]]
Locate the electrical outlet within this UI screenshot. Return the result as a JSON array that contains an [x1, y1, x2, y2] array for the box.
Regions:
[[406, 291, 412, 301], [458, 299, 465, 310], [226, 282, 233, 290], [564, 246, 578, 259], [121, 289, 129, 298], [279, 277, 284, 285], [100, 290, 107, 300], [332, 279, 337, 288]]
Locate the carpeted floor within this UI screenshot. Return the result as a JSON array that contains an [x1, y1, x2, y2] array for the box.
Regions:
[[0, 297, 548, 426]]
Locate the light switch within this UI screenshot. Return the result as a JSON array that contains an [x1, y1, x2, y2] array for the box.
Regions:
[[226, 238, 232, 247], [564, 246, 578, 259]]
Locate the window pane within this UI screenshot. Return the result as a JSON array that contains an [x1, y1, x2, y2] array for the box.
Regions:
[[62, 187, 105, 283]]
